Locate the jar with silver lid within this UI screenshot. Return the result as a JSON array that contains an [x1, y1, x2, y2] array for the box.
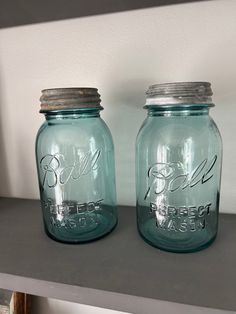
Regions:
[[136, 82, 222, 252], [35, 88, 117, 243]]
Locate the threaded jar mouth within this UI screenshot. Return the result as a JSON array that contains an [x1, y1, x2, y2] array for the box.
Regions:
[[40, 87, 103, 112], [145, 82, 214, 107]]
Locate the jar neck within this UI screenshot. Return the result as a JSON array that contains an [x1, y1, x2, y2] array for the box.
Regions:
[[146, 104, 211, 117], [43, 108, 101, 120]]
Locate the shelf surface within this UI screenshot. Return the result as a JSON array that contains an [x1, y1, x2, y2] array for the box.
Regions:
[[0, 0, 205, 29], [0, 198, 235, 313]]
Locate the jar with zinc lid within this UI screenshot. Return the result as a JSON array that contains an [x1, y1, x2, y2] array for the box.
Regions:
[[35, 88, 117, 243], [136, 82, 222, 252]]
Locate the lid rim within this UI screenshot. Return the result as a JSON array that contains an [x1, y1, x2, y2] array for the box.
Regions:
[[145, 82, 213, 106], [40, 87, 102, 111]]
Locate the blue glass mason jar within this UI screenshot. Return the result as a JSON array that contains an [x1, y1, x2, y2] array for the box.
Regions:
[[136, 82, 222, 252], [36, 88, 117, 243]]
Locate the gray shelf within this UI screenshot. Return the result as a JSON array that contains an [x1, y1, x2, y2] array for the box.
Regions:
[[0, 0, 206, 28], [0, 197, 235, 313]]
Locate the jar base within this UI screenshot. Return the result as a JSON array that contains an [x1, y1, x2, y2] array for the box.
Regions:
[[44, 218, 118, 244], [138, 224, 217, 253], [42, 203, 117, 243]]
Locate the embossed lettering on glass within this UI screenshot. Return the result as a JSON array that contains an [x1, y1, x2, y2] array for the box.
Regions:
[[136, 82, 222, 252], [36, 88, 117, 243]]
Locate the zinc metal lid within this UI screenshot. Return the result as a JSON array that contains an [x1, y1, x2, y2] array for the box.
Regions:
[[40, 87, 102, 112], [145, 82, 214, 106]]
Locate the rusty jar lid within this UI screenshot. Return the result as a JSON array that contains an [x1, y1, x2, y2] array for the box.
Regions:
[[40, 87, 103, 112], [145, 82, 214, 107]]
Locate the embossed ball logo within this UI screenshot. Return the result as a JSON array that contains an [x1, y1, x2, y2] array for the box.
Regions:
[[40, 148, 101, 189]]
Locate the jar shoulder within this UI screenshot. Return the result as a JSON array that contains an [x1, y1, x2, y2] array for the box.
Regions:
[[36, 118, 114, 147], [137, 115, 222, 147]]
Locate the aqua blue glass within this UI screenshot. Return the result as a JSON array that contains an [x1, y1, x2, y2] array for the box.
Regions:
[[36, 88, 117, 243], [136, 82, 222, 253]]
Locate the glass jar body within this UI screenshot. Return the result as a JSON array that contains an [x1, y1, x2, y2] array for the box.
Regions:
[[136, 106, 222, 252], [36, 109, 117, 243]]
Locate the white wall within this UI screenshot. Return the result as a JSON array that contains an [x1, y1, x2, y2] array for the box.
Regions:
[[0, 0, 236, 313], [0, 0, 236, 211], [30, 297, 130, 314]]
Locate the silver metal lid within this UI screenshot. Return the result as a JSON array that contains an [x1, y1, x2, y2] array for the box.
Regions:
[[40, 87, 102, 112], [145, 82, 214, 106]]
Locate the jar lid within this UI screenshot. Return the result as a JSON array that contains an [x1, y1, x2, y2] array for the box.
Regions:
[[145, 82, 214, 106], [40, 87, 103, 112]]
